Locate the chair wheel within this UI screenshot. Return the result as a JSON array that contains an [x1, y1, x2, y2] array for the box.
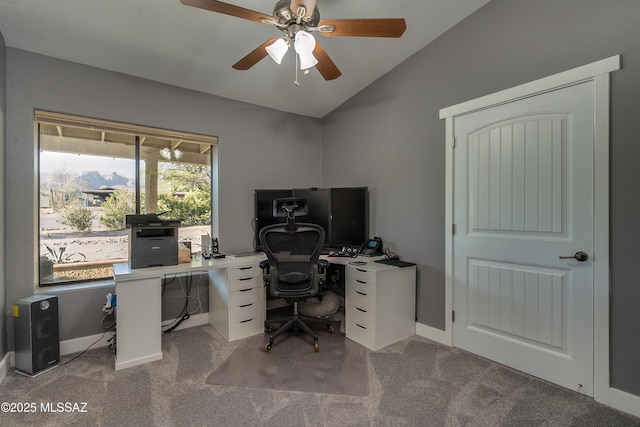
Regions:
[[328, 325, 335, 334], [314, 340, 319, 352], [264, 342, 273, 352], [265, 325, 274, 333]]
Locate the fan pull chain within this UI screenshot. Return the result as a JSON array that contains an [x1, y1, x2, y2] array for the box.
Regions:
[[294, 53, 300, 86]]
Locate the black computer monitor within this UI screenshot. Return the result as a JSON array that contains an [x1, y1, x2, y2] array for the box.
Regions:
[[329, 187, 368, 248]]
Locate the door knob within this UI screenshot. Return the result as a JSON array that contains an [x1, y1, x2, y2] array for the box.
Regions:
[[559, 251, 589, 262]]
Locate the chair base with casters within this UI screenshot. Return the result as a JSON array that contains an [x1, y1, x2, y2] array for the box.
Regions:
[[263, 300, 335, 352]]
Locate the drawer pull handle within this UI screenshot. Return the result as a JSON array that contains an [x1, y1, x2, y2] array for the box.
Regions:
[[239, 303, 253, 308], [356, 307, 367, 313], [239, 277, 253, 281], [239, 318, 254, 323], [356, 280, 367, 284], [356, 291, 367, 296], [355, 323, 367, 330], [356, 268, 367, 272], [239, 267, 252, 270], [239, 288, 252, 292]]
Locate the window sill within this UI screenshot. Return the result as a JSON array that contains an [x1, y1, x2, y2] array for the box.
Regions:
[[35, 279, 115, 294]]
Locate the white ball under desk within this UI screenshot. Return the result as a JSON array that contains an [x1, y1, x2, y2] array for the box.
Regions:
[[113, 255, 415, 371]]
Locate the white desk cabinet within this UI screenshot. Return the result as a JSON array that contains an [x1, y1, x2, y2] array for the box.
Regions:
[[345, 263, 416, 351], [209, 264, 265, 341]]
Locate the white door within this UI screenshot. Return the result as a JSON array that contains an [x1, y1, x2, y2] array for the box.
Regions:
[[453, 81, 595, 395]]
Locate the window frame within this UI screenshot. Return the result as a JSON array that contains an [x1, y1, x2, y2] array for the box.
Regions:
[[35, 110, 218, 287]]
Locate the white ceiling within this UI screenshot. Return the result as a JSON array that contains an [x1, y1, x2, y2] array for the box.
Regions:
[[0, 0, 490, 118]]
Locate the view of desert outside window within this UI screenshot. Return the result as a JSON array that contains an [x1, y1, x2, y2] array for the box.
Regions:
[[39, 149, 212, 285]]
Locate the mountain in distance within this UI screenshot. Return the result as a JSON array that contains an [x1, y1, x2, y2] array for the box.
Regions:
[[76, 171, 130, 189]]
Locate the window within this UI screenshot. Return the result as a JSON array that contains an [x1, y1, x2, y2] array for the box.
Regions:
[[37, 111, 218, 286]]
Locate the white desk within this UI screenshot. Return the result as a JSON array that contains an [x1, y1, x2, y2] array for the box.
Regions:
[[113, 255, 264, 370], [113, 255, 415, 370]]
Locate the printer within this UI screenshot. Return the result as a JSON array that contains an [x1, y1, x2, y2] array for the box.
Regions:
[[125, 213, 181, 269]]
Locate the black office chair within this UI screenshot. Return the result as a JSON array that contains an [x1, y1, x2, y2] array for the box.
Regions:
[[259, 197, 334, 352]]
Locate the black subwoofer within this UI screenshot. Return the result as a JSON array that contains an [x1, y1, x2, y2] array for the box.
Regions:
[[13, 295, 60, 376]]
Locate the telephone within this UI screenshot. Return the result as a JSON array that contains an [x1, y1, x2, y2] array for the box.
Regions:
[[359, 237, 383, 257]]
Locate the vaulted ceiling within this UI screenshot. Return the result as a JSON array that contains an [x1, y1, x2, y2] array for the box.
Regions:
[[0, 0, 490, 118]]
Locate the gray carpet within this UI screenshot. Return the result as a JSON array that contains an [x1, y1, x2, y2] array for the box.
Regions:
[[0, 322, 639, 426], [209, 326, 368, 396]]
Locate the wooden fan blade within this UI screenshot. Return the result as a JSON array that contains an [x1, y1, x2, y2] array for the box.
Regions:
[[318, 18, 407, 38], [180, 0, 274, 25], [313, 42, 341, 80], [232, 38, 280, 70], [290, 0, 317, 19]]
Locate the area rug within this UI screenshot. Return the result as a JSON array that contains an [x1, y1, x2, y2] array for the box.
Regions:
[[208, 326, 369, 396]]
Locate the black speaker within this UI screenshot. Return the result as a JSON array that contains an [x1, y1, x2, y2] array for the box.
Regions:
[[13, 295, 60, 376], [211, 237, 219, 254]]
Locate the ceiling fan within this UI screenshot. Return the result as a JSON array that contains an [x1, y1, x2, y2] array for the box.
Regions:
[[180, 0, 407, 81]]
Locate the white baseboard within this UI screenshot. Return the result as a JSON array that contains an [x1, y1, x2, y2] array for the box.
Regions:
[[0, 351, 13, 383], [115, 352, 163, 371], [415, 322, 452, 346], [60, 332, 113, 356], [604, 387, 640, 419]]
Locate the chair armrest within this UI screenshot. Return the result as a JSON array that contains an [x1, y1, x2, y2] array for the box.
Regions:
[[259, 259, 271, 286], [318, 259, 329, 271]]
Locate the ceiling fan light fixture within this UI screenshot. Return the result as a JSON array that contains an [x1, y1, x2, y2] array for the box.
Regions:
[[266, 38, 289, 64], [294, 30, 318, 70], [297, 51, 318, 70]]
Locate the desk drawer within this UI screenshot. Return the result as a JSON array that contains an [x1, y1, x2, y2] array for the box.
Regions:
[[229, 287, 260, 307], [229, 265, 261, 280], [347, 304, 374, 328], [229, 275, 261, 292], [348, 267, 376, 285], [229, 317, 262, 341], [346, 286, 375, 312], [229, 302, 262, 323], [346, 317, 374, 349]]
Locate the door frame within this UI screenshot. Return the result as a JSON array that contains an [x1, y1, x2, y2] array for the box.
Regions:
[[439, 56, 620, 408]]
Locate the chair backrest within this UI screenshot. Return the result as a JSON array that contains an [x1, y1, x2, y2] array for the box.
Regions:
[[259, 222, 325, 299]]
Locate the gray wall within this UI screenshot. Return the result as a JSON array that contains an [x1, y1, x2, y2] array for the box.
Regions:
[[0, 30, 6, 360], [322, 0, 640, 395], [4, 48, 322, 345]]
